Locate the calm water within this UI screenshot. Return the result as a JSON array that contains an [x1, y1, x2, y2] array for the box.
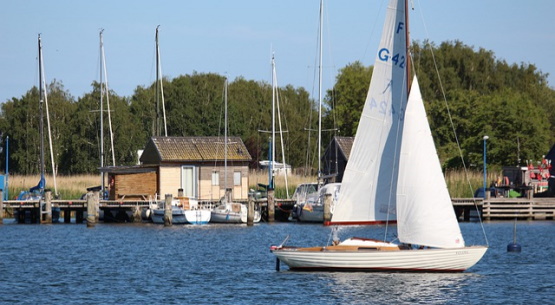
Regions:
[[0, 220, 553, 304]]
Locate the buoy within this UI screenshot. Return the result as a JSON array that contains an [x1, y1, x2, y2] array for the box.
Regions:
[[507, 243, 521, 252], [507, 218, 522, 252]]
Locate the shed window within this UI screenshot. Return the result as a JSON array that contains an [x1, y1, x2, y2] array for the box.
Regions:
[[233, 171, 241, 186], [212, 172, 219, 186]]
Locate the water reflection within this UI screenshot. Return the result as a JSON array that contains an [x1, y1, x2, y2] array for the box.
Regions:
[[321, 271, 478, 304]]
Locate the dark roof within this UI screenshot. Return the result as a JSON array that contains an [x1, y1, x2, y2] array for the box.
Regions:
[[334, 136, 354, 160], [99, 165, 158, 174], [140, 136, 252, 164]]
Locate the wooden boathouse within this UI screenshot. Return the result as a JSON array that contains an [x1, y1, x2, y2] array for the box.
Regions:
[[100, 136, 252, 202]]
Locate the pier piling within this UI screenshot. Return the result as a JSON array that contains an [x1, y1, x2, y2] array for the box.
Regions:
[[42, 190, 52, 224], [247, 195, 254, 226], [267, 188, 275, 222], [164, 194, 172, 226], [0, 190, 3, 224], [94, 190, 100, 222], [86, 192, 96, 227], [323, 193, 332, 223]]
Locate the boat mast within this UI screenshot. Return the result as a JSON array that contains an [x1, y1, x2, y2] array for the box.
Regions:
[[38, 35, 45, 192], [100, 30, 116, 168], [224, 78, 228, 193], [405, 0, 412, 92], [271, 54, 276, 189], [271, 54, 290, 196], [155, 25, 168, 137], [99, 30, 104, 190], [317, 0, 324, 184], [98, 30, 116, 195]]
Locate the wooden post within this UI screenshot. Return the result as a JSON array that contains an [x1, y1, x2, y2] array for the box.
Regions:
[[483, 199, 490, 221], [178, 188, 184, 198], [164, 194, 172, 226], [267, 188, 275, 222], [94, 190, 100, 222], [527, 188, 533, 199], [63, 209, 71, 223], [132, 206, 141, 222], [0, 189, 3, 225], [43, 189, 52, 224], [247, 195, 254, 226], [86, 192, 96, 227], [323, 193, 332, 223]]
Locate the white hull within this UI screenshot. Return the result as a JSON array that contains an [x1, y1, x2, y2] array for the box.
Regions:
[[184, 209, 211, 225], [151, 207, 210, 225], [272, 245, 487, 272], [210, 203, 261, 223]]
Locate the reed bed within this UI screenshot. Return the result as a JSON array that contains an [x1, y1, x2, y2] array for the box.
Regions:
[[6, 174, 101, 200], [445, 169, 499, 198], [248, 169, 317, 199], [6, 169, 493, 200]]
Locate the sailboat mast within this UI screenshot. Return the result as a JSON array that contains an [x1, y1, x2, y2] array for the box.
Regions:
[[317, 0, 324, 182], [155, 27, 160, 136], [38, 35, 45, 190], [405, 0, 412, 92], [155, 26, 168, 137], [99, 30, 105, 191], [100, 31, 116, 167], [224, 78, 228, 192], [271, 54, 276, 189]]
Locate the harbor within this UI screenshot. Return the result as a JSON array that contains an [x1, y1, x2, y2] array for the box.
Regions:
[[0, 189, 299, 225], [2, 187, 554, 225]]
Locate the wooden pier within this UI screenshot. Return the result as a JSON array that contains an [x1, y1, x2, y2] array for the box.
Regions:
[[452, 197, 555, 221], [2, 188, 553, 224]]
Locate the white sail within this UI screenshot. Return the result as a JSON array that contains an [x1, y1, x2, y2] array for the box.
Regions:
[[396, 76, 465, 248], [331, 0, 408, 224]]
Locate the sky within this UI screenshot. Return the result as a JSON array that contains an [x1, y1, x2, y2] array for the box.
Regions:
[[1, 0, 553, 104]]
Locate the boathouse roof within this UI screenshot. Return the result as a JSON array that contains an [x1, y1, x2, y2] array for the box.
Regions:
[[328, 136, 354, 160], [139, 136, 252, 164]]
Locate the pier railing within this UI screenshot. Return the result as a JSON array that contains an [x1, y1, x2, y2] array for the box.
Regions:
[[452, 197, 555, 220]]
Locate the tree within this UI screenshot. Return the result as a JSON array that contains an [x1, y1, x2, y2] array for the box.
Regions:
[[324, 61, 373, 137]]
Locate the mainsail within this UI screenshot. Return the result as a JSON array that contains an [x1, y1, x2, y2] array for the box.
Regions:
[[330, 0, 408, 224]]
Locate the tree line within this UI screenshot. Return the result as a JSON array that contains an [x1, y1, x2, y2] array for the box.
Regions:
[[324, 40, 555, 170], [1, 40, 554, 176]]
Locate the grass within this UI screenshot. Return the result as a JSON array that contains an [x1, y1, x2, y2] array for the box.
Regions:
[[248, 169, 317, 198], [6, 174, 101, 200], [4, 169, 492, 200]]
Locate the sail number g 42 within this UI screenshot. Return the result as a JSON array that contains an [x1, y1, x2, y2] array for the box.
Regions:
[[378, 21, 406, 68], [378, 48, 405, 69]]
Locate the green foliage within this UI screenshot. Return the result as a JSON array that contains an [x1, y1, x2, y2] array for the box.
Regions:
[[1, 40, 554, 175], [323, 61, 372, 137]]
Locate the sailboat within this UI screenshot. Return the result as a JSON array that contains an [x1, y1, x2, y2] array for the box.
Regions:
[[146, 26, 211, 225], [211, 78, 261, 223], [260, 53, 294, 221], [294, 0, 341, 223], [16, 34, 60, 223], [271, 0, 487, 272]]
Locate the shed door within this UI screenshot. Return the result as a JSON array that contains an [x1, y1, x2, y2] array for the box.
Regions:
[[181, 166, 197, 198]]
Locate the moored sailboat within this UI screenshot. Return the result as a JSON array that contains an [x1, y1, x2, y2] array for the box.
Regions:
[[294, 0, 341, 223], [210, 78, 261, 224], [16, 34, 60, 223], [271, 0, 487, 272]]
